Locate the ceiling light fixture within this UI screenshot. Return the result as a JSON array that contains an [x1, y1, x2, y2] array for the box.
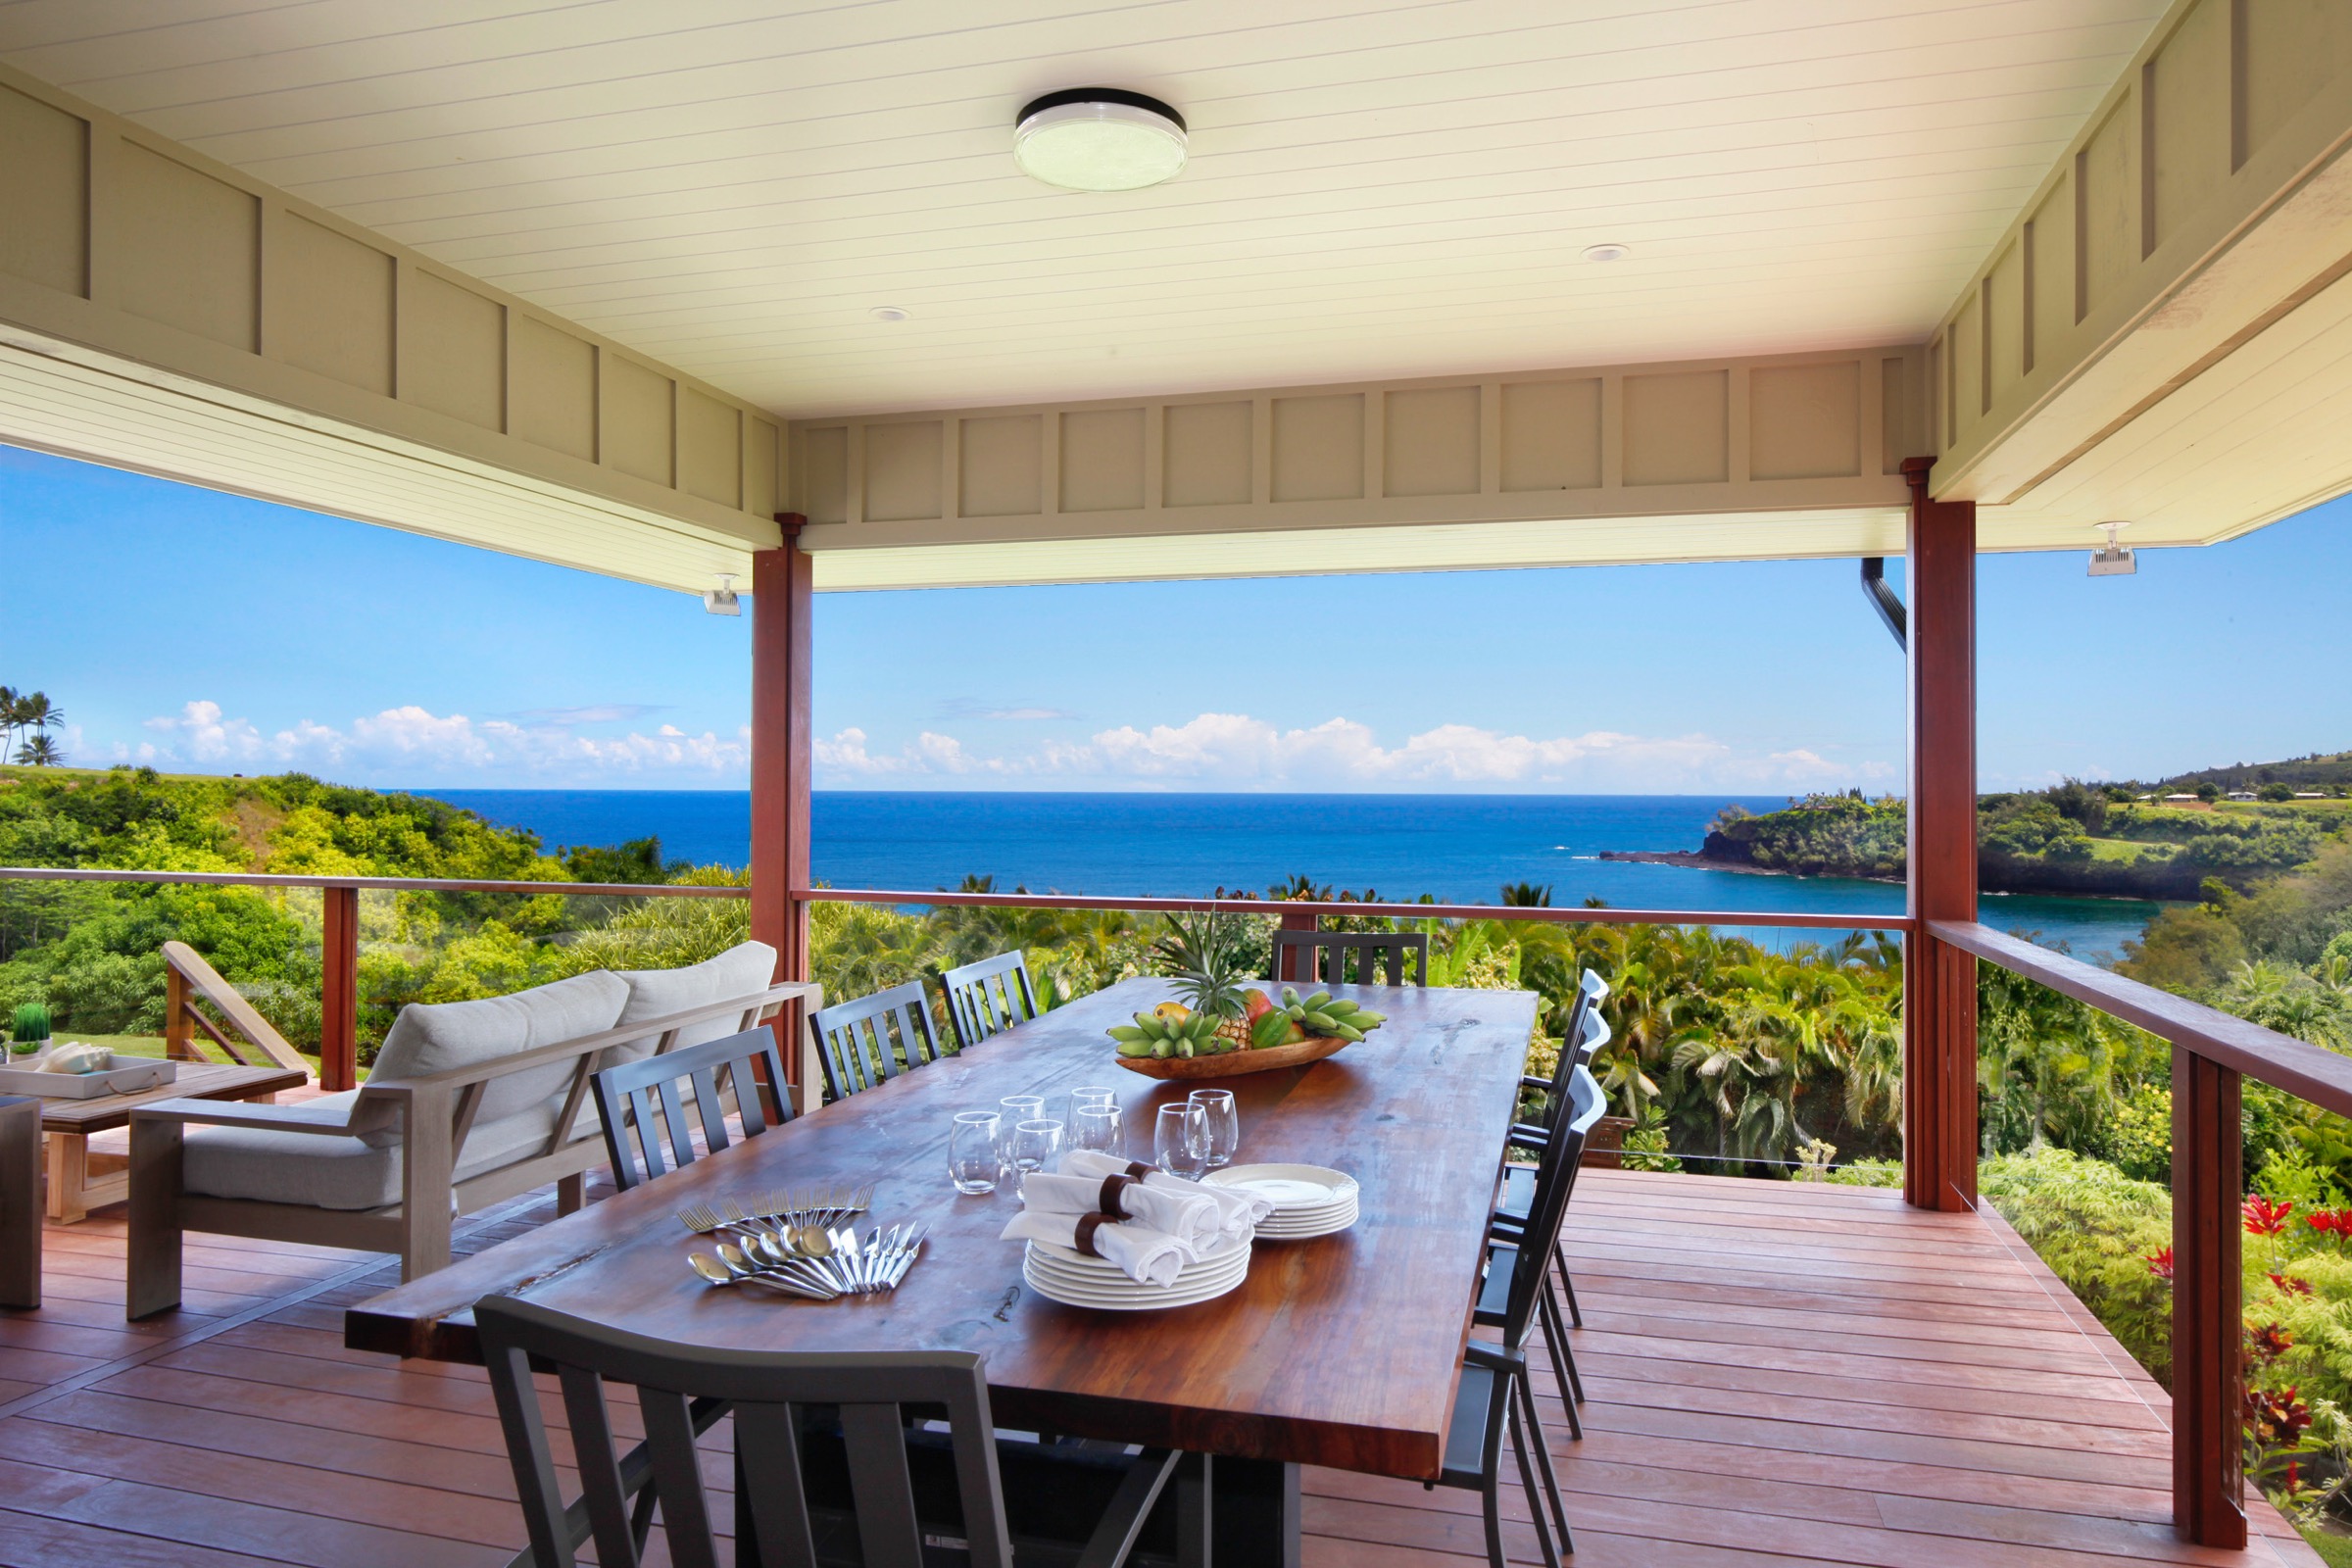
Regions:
[[1014, 87, 1187, 191], [1582, 242, 1631, 263], [703, 573, 742, 615], [869, 305, 911, 322], [2088, 521, 2136, 577]]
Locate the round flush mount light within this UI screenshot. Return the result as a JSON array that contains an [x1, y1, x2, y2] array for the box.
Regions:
[[1582, 242, 1632, 263], [868, 305, 911, 322], [1014, 87, 1188, 191]]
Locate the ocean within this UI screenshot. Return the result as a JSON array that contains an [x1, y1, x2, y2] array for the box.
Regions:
[[418, 789, 2175, 964]]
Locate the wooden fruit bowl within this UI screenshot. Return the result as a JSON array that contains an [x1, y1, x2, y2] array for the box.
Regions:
[[1113, 1034, 1352, 1080]]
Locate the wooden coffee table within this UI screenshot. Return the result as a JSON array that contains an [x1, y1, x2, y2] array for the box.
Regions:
[[38, 1060, 311, 1222]]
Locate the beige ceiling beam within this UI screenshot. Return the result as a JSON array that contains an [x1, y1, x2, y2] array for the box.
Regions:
[[0, 63, 784, 593], [1928, 0, 2352, 538], [791, 347, 1932, 586]]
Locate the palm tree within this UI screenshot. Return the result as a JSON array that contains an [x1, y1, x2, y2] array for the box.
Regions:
[[1498, 881, 1553, 906], [0, 686, 19, 763], [16, 733, 63, 766]]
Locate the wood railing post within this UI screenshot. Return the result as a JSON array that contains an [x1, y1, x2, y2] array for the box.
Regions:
[[1276, 908, 1315, 983], [320, 883, 359, 1092], [164, 961, 194, 1062], [2173, 1045, 2246, 1547], [752, 520, 814, 1099], [1902, 458, 1978, 1213]]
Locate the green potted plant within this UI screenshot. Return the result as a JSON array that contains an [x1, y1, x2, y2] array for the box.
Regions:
[[9, 1002, 52, 1065]]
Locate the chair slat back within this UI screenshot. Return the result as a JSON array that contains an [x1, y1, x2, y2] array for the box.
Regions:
[[589, 1027, 793, 1192], [477, 1296, 1015, 1568], [808, 981, 948, 1102], [1270, 929, 1431, 987], [1526, 970, 1612, 1128], [940, 952, 1039, 1050], [1501, 1065, 1606, 1348]]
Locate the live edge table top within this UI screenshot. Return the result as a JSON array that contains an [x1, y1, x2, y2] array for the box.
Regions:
[[346, 977, 1537, 1481]]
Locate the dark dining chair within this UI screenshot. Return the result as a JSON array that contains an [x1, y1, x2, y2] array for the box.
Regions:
[[477, 1294, 1201, 1568], [589, 1025, 794, 1192], [941, 951, 1040, 1049], [808, 981, 950, 1102], [1269, 929, 1430, 987], [1484, 1061, 1607, 1437], [1495, 1000, 1612, 1355], [1443, 1065, 1601, 1568]]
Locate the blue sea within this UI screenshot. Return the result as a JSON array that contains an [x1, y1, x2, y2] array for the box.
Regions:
[[418, 789, 2173, 964]]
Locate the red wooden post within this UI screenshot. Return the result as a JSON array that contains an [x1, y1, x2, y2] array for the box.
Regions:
[[319, 883, 359, 1091], [1901, 459, 1978, 1213], [752, 521, 815, 1094], [2174, 1046, 2246, 1547], [1276, 907, 1315, 983]]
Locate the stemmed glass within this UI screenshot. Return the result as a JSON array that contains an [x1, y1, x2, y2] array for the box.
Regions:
[[1154, 1102, 1210, 1181], [1187, 1089, 1239, 1168], [949, 1111, 1002, 1195], [1001, 1095, 1045, 1128]]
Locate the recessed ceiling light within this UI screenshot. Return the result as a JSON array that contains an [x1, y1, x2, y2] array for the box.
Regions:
[[869, 305, 912, 322], [1582, 243, 1631, 263], [1014, 87, 1187, 192]]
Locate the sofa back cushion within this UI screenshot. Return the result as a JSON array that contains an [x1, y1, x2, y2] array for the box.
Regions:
[[350, 970, 629, 1148], [606, 941, 779, 1067]]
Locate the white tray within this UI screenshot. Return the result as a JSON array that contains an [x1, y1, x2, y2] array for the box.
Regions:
[[0, 1058, 177, 1099]]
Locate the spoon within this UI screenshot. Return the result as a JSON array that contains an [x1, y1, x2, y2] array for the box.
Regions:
[[688, 1250, 834, 1299], [716, 1241, 842, 1298]]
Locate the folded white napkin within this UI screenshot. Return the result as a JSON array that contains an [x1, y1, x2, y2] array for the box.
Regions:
[[1020, 1171, 1223, 1253], [1001, 1211, 1190, 1287], [1061, 1150, 1275, 1241]]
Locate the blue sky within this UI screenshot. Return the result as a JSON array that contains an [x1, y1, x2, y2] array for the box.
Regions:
[[3, 442, 2344, 794]]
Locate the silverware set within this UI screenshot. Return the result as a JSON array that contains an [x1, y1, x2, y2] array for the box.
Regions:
[[687, 1223, 927, 1301], [675, 1183, 874, 1238]]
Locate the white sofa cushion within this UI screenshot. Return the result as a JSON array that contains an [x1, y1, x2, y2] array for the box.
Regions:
[[606, 941, 778, 1067], [179, 1091, 578, 1210], [348, 971, 629, 1148]]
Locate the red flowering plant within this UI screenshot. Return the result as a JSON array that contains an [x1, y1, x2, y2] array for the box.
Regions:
[[2243, 1322, 2333, 1512], [2145, 1247, 2174, 1282], [2245, 1196, 2297, 1236]]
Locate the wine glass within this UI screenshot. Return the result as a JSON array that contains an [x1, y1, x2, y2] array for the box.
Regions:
[[1187, 1088, 1239, 1168], [1154, 1102, 1210, 1181], [1010, 1118, 1064, 1176], [1072, 1103, 1124, 1157], [1070, 1085, 1118, 1113], [949, 1111, 1002, 1195], [1001, 1095, 1045, 1127]]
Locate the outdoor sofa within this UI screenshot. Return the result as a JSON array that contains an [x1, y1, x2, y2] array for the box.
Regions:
[[123, 940, 816, 1318]]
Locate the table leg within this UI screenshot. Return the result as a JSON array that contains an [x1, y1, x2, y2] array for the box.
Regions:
[[1211, 1457, 1299, 1568], [44, 1130, 127, 1223], [0, 1099, 37, 1308]]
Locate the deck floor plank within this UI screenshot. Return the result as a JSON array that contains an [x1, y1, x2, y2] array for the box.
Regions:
[[0, 1164, 2329, 1565]]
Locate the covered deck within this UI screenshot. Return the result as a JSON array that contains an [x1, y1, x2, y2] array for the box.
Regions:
[[0, 1170, 2316, 1567]]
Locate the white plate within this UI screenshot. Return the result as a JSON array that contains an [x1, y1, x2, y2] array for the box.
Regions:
[[1024, 1247, 1250, 1292], [1207, 1164, 1359, 1211], [1022, 1256, 1248, 1310], [1028, 1230, 1250, 1270]]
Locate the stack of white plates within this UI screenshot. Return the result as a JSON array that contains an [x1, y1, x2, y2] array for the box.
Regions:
[[1022, 1232, 1251, 1310], [1207, 1164, 1359, 1240]]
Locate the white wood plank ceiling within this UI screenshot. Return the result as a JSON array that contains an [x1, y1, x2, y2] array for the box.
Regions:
[[0, 1, 2169, 421]]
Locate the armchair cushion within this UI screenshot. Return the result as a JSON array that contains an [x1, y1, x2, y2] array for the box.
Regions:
[[606, 941, 778, 1068], [348, 971, 629, 1148], [180, 1095, 564, 1210]]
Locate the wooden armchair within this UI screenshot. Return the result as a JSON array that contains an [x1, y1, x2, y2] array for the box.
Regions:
[[126, 962, 818, 1319]]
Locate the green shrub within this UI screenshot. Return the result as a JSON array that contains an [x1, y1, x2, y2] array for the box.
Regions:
[[1824, 1157, 1903, 1187], [10, 1000, 49, 1042], [1979, 1148, 2173, 1386], [2096, 1082, 2173, 1183]]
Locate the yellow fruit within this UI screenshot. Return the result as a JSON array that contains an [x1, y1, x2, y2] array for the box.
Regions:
[[1152, 1001, 1192, 1024]]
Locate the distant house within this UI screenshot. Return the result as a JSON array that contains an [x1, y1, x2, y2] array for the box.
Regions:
[[2296, 792, 2329, 800], [2227, 790, 2259, 802]]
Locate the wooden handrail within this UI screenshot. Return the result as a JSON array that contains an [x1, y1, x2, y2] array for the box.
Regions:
[[161, 940, 310, 1075], [1928, 919, 2352, 1118], [795, 887, 1915, 932], [0, 866, 745, 897]]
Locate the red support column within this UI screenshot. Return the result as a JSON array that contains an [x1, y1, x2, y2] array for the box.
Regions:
[[2173, 1046, 2247, 1547], [752, 521, 814, 1094], [1901, 459, 1978, 1213], [319, 883, 359, 1091]]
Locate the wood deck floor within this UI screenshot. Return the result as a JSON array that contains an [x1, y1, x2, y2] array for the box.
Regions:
[[0, 1165, 2327, 1566]]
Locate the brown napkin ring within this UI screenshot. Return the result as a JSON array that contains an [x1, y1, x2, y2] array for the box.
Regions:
[[1073, 1212, 1108, 1258], [1098, 1174, 1135, 1217], [1123, 1160, 1152, 1180]]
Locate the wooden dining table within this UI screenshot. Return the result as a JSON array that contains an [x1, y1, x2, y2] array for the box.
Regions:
[[347, 975, 1538, 1565]]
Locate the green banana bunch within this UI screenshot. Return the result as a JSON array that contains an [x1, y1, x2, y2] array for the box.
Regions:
[[1274, 987, 1387, 1042], [1108, 1006, 1222, 1059]]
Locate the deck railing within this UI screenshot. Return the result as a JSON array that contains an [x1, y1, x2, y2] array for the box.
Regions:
[[4, 864, 2328, 1544]]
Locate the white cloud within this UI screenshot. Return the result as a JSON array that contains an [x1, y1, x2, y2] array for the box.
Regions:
[[128, 700, 746, 783], [815, 710, 1894, 792]]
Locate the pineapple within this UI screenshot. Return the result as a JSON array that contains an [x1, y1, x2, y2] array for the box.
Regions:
[[1156, 911, 1253, 1053]]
